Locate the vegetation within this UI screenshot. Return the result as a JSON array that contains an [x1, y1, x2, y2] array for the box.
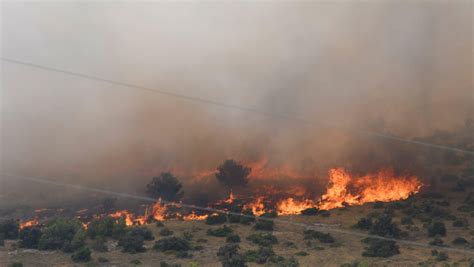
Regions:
[[154, 237, 191, 252], [217, 244, 246, 267], [362, 238, 399, 257], [146, 172, 184, 201], [226, 234, 241, 243], [0, 219, 19, 240], [37, 218, 83, 251], [207, 225, 233, 237], [301, 208, 319, 216], [159, 228, 174, 236], [428, 221, 446, 237], [303, 230, 335, 243], [247, 233, 278, 246], [452, 237, 468, 246], [254, 219, 274, 231], [87, 216, 127, 239], [205, 213, 227, 225], [216, 159, 251, 188], [369, 214, 401, 238], [19, 226, 42, 249], [118, 231, 146, 253], [71, 246, 91, 262]]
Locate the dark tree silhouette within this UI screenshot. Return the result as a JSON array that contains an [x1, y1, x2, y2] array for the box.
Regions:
[[146, 172, 184, 201], [215, 160, 251, 188]]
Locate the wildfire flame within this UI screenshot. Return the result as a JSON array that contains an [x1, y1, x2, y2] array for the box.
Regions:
[[20, 218, 39, 229]]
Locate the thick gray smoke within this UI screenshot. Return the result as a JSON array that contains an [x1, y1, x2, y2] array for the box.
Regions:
[[1, 1, 472, 199]]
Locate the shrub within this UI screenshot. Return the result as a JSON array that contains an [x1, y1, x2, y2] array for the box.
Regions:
[[319, 210, 330, 217], [239, 209, 256, 225], [0, 235, 4, 247], [355, 217, 373, 230], [246, 233, 278, 246], [98, 256, 109, 263], [226, 234, 241, 243], [373, 202, 385, 209], [255, 246, 275, 264], [38, 218, 83, 251], [260, 211, 278, 218], [254, 220, 274, 231], [128, 227, 154, 241], [452, 237, 468, 246], [156, 221, 165, 227], [8, 262, 23, 267], [68, 228, 87, 252], [87, 216, 127, 239], [362, 238, 400, 258], [429, 238, 444, 246], [160, 262, 182, 267], [206, 213, 227, 225], [207, 225, 233, 237], [217, 243, 246, 267], [19, 226, 42, 248], [159, 228, 173, 237], [295, 251, 308, 256], [118, 232, 145, 253], [216, 159, 251, 187], [369, 214, 400, 238], [0, 219, 19, 239], [130, 259, 142, 265], [71, 246, 91, 262], [428, 221, 446, 237], [435, 251, 448, 261], [301, 208, 319, 216], [154, 237, 190, 252], [303, 230, 335, 243], [182, 231, 193, 240], [146, 172, 184, 201], [452, 219, 468, 227]]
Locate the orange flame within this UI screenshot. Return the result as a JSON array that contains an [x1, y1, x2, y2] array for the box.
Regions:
[[151, 200, 167, 221], [183, 211, 208, 221], [276, 198, 316, 215], [20, 218, 39, 229], [243, 196, 266, 216]]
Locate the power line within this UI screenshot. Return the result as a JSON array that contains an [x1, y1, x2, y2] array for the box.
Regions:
[[2, 172, 474, 255], [2, 57, 473, 156]]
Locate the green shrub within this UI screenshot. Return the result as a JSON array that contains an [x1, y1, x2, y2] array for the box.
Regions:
[[256, 246, 275, 264], [118, 232, 145, 253], [239, 209, 256, 225], [452, 237, 468, 246], [91, 236, 108, 252], [452, 219, 468, 227], [373, 202, 385, 209], [71, 246, 91, 262], [38, 218, 83, 251], [87, 216, 127, 239], [355, 217, 373, 230], [156, 221, 165, 227], [8, 262, 23, 267], [319, 210, 330, 217], [154, 237, 190, 252], [182, 231, 193, 240], [98, 257, 109, 263], [428, 221, 446, 237], [301, 208, 318, 216], [130, 259, 142, 265], [260, 211, 278, 218], [160, 262, 182, 267], [295, 251, 308, 256], [205, 213, 227, 225], [217, 244, 246, 267], [369, 214, 400, 238], [160, 228, 173, 236], [303, 230, 335, 243], [207, 225, 233, 237], [0, 219, 19, 240], [19, 226, 42, 248], [226, 234, 241, 243], [129, 227, 154, 241], [254, 220, 274, 231], [68, 228, 86, 252], [362, 238, 399, 257], [429, 238, 444, 246], [246, 233, 278, 246], [435, 251, 448, 261]]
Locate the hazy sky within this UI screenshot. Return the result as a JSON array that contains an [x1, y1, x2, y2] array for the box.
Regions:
[[1, 1, 472, 189]]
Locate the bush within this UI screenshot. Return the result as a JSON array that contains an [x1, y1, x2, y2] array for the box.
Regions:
[[255, 246, 275, 264], [429, 238, 444, 246], [98, 256, 109, 263], [38, 218, 83, 251], [71, 246, 91, 262], [319, 210, 330, 217], [362, 238, 400, 257], [303, 230, 335, 243], [260, 211, 278, 218], [452, 218, 468, 227], [207, 225, 233, 237], [68, 228, 87, 252], [226, 234, 241, 243], [87, 216, 127, 239], [369, 214, 400, 238], [146, 172, 184, 201], [19, 226, 42, 248], [254, 220, 274, 231], [154, 237, 190, 252], [217, 243, 247, 266], [428, 221, 446, 237], [128, 227, 154, 241], [373, 202, 385, 209], [206, 213, 227, 225], [239, 209, 256, 225], [216, 159, 251, 187], [355, 217, 373, 230], [156, 221, 165, 227], [452, 237, 468, 246], [295, 251, 308, 256], [0, 219, 19, 239], [301, 208, 319, 216], [160, 262, 182, 267], [118, 232, 145, 253], [246, 233, 278, 246], [8, 262, 23, 267], [159, 228, 173, 237], [435, 251, 448, 261], [130, 259, 142, 265]]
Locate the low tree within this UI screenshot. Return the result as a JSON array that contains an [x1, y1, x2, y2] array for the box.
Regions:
[[428, 221, 446, 237], [38, 218, 83, 251], [71, 246, 91, 262], [154, 237, 190, 252], [118, 232, 146, 254], [146, 172, 184, 201], [19, 227, 42, 249], [362, 238, 400, 257], [216, 160, 251, 188]]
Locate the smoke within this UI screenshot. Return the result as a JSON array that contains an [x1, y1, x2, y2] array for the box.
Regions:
[[1, 1, 472, 200]]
